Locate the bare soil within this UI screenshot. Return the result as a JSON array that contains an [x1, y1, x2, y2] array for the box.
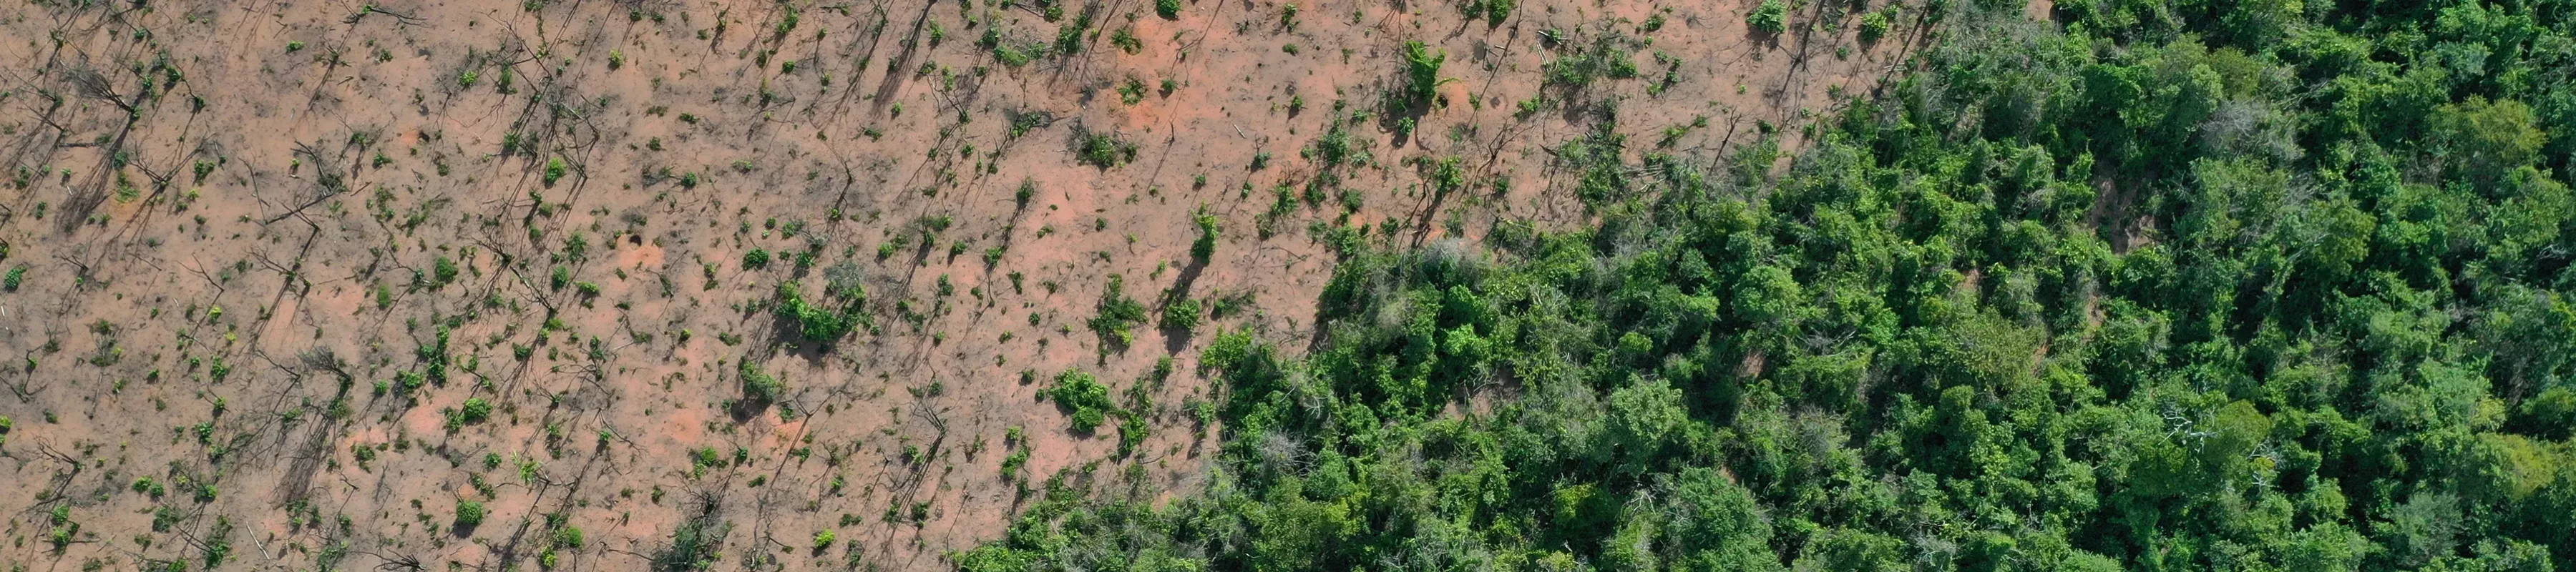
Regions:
[[0, 0, 1918, 569]]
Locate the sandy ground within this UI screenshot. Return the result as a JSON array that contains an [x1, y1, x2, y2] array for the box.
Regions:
[[0, 0, 1929, 569]]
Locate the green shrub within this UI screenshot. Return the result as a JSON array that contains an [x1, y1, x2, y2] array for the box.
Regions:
[[1111, 27, 1143, 54], [543, 156, 568, 186], [983, 28, 1045, 66], [1156, 0, 1182, 19], [1088, 275, 1150, 349], [995, 44, 1038, 66], [1161, 298, 1202, 332], [1054, 11, 1096, 55], [455, 398, 492, 424], [432, 257, 460, 286], [1000, 449, 1030, 480], [1480, 0, 1516, 25], [1074, 129, 1138, 168], [1047, 369, 1113, 433], [454, 499, 486, 527], [1191, 210, 1221, 262], [1209, 290, 1257, 319], [1117, 77, 1148, 104], [775, 280, 864, 342], [1750, 0, 1788, 34], [651, 510, 724, 571], [740, 360, 787, 406], [1401, 40, 1447, 104]]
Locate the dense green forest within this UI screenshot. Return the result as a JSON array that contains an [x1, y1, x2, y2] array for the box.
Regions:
[[961, 0, 2576, 569]]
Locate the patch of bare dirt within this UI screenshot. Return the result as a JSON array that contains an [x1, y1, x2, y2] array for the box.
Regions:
[[0, 0, 1916, 569]]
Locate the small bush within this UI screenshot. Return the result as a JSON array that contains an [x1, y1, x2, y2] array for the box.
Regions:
[[986, 29, 1043, 67], [543, 157, 568, 186], [1750, 0, 1788, 34], [776, 280, 864, 343], [1156, 0, 1181, 19], [456, 398, 493, 424], [1480, 0, 1516, 25], [432, 257, 461, 286], [1401, 41, 1447, 104], [1162, 298, 1202, 332], [1209, 290, 1257, 319], [1073, 129, 1138, 168], [740, 361, 788, 406], [1088, 275, 1150, 349], [1191, 210, 1221, 262], [1860, 9, 1892, 41], [1117, 77, 1148, 104], [1048, 370, 1114, 433], [1111, 27, 1143, 54], [455, 499, 487, 527]]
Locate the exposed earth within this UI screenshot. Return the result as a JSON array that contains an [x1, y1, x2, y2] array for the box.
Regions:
[[0, 0, 1923, 569]]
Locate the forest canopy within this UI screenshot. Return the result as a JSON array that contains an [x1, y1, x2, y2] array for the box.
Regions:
[[963, 0, 2576, 570]]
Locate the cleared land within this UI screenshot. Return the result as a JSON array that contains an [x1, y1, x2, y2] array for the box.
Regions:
[[0, 0, 1916, 570]]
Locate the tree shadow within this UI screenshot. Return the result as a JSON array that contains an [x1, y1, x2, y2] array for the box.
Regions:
[[763, 309, 846, 368], [1378, 94, 1429, 149], [1158, 258, 1211, 353]]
